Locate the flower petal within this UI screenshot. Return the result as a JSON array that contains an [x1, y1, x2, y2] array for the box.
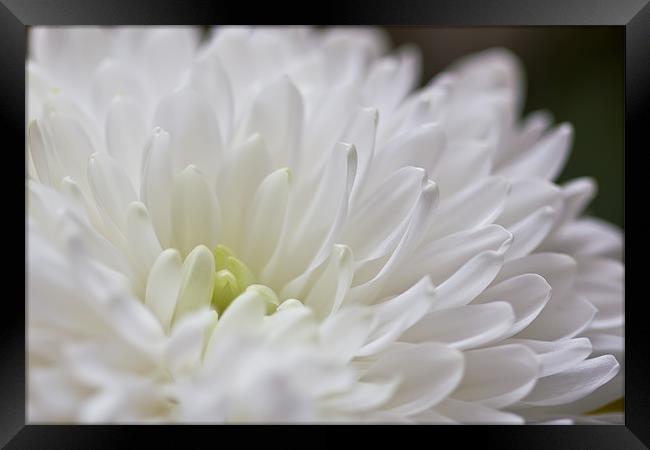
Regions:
[[153, 87, 222, 180], [303, 245, 354, 318], [206, 287, 267, 352], [402, 302, 515, 350], [540, 218, 623, 259], [434, 398, 524, 424], [505, 338, 592, 377], [105, 96, 148, 191], [145, 248, 183, 332], [88, 152, 138, 235], [171, 165, 221, 257], [172, 245, 215, 325], [504, 206, 557, 260], [140, 128, 174, 248], [428, 176, 509, 239], [319, 305, 374, 364], [516, 294, 597, 341], [452, 344, 540, 409], [125, 201, 163, 291], [473, 273, 551, 337], [358, 276, 436, 356], [363, 343, 464, 416], [240, 167, 292, 275], [520, 355, 619, 406], [216, 134, 270, 251], [495, 253, 577, 302], [187, 54, 234, 143], [241, 75, 303, 169], [434, 250, 506, 309], [498, 123, 573, 181], [28, 119, 65, 188]]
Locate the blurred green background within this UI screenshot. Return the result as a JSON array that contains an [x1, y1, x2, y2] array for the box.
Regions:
[[387, 27, 624, 229]]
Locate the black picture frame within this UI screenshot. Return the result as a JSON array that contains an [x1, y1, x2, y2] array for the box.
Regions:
[[3, 0, 648, 448]]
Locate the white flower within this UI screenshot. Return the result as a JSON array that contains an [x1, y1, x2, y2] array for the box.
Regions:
[[27, 26, 624, 424]]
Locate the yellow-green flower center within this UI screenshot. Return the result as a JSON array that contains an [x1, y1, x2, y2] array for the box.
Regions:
[[211, 244, 280, 314]]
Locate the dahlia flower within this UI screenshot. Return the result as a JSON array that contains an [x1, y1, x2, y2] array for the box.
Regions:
[[27, 26, 624, 424]]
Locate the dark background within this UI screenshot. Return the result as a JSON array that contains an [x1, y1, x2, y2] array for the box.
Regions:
[[386, 27, 624, 229]]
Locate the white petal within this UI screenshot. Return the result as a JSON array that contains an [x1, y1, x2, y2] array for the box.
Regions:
[[557, 177, 596, 225], [105, 96, 148, 191], [145, 248, 183, 332], [402, 302, 514, 350], [343, 166, 426, 264], [505, 206, 557, 260], [505, 338, 592, 377], [322, 380, 399, 414], [41, 94, 102, 152], [59, 176, 104, 232], [153, 87, 222, 180], [434, 399, 524, 424], [319, 306, 374, 364], [540, 218, 623, 259], [395, 224, 512, 293], [31, 27, 110, 94], [29, 181, 129, 275], [216, 134, 270, 251], [264, 143, 356, 288], [520, 355, 619, 406], [428, 139, 493, 197], [125, 201, 163, 288], [321, 32, 372, 86], [241, 167, 292, 275], [371, 123, 446, 184], [88, 152, 137, 233], [141, 27, 199, 95], [497, 178, 562, 227], [363, 45, 420, 115], [187, 54, 233, 142], [303, 245, 354, 318], [495, 253, 577, 301], [28, 119, 65, 188], [498, 123, 573, 181], [435, 250, 506, 309], [140, 128, 174, 248], [206, 287, 267, 353], [91, 59, 147, 116], [363, 343, 464, 416], [516, 294, 597, 341], [495, 110, 551, 167], [208, 27, 255, 103], [453, 344, 540, 409], [172, 245, 215, 325], [262, 306, 317, 345], [574, 278, 623, 330], [171, 165, 221, 257], [350, 178, 438, 301], [166, 310, 215, 376], [358, 277, 436, 356], [241, 75, 303, 169], [577, 257, 623, 284], [428, 176, 509, 239], [342, 107, 378, 204], [302, 82, 361, 176], [46, 112, 97, 190], [474, 273, 551, 336]]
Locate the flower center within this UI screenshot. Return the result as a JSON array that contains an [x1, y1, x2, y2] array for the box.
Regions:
[[211, 244, 280, 314]]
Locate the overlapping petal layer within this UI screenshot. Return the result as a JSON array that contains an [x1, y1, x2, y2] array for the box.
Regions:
[[27, 26, 623, 423]]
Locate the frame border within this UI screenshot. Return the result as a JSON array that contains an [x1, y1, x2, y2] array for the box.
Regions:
[[4, 0, 648, 448]]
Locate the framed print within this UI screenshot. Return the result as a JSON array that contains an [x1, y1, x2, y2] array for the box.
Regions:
[[2, 0, 649, 448]]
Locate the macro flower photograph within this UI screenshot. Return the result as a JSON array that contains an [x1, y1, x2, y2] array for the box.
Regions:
[[26, 26, 624, 424]]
